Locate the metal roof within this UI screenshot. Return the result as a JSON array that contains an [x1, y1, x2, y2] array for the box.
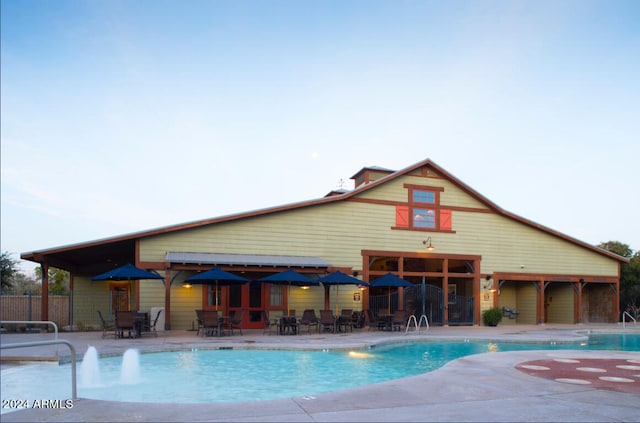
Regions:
[[165, 252, 331, 268]]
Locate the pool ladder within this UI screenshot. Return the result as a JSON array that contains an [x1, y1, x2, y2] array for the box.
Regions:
[[623, 311, 637, 328], [405, 314, 429, 334], [1, 339, 77, 399]]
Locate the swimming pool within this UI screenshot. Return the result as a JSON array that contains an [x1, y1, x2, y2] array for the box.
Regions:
[[2, 333, 639, 407]]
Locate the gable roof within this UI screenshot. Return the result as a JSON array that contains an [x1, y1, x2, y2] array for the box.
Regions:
[[21, 158, 628, 270]]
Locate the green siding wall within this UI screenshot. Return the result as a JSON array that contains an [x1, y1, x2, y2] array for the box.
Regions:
[[128, 173, 619, 328], [545, 284, 574, 324]]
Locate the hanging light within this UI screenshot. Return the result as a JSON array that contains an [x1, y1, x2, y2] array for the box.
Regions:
[[422, 237, 435, 251]]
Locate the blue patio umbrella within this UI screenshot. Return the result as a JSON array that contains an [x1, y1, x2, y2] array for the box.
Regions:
[[369, 272, 413, 314], [257, 269, 320, 315], [318, 270, 370, 315], [184, 267, 249, 310], [91, 263, 163, 281]]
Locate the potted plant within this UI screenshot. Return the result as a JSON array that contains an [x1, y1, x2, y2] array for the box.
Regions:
[[482, 307, 503, 327]]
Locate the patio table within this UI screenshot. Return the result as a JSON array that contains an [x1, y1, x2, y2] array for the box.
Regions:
[[278, 316, 297, 335]]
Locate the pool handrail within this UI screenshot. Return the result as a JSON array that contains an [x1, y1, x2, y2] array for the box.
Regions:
[[405, 314, 429, 334], [623, 311, 637, 328], [0, 339, 77, 399], [0, 320, 58, 339]]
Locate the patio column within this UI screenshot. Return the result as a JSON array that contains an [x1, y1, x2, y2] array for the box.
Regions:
[[41, 262, 49, 322], [574, 280, 583, 324], [537, 279, 545, 324], [164, 267, 171, 330], [473, 258, 481, 325]]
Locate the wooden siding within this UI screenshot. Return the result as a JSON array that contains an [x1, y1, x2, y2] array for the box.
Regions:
[[516, 284, 538, 324], [73, 277, 113, 329], [355, 175, 488, 209], [133, 171, 619, 328], [498, 285, 518, 326], [171, 282, 203, 330], [545, 283, 574, 324], [142, 200, 616, 278], [454, 212, 617, 276]]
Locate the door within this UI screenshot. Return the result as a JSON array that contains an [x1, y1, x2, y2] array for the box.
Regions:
[[227, 283, 266, 329], [110, 284, 130, 315]]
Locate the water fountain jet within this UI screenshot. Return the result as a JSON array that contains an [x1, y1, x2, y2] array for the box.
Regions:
[[79, 346, 101, 387], [120, 348, 141, 384]]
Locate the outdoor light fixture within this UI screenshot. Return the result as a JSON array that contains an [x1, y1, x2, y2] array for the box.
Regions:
[[300, 286, 310, 290], [183, 283, 192, 289], [423, 237, 435, 251], [483, 274, 497, 292]]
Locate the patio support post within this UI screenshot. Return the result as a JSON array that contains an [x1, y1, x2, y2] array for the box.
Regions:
[[442, 259, 449, 326], [41, 262, 49, 322], [164, 268, 171, 330], [537, 279, 545, 324], [574, 281, 583, 324], [324, 285, 330, 311], [473, 259, 481, 325]]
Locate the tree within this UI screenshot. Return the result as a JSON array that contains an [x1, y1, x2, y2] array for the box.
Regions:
[[598, 241, 640, 320], [1, 251, 19, 290], [10, 271, 41, 294], [35, 266, 70, 295]]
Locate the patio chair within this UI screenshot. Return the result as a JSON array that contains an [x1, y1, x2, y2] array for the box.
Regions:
[[225, 309, 245, 336], [339, 309, 354, 332], [143, 309, 162, 337], [319, 309, 336, 333], [115, 310, 138, 338], [353, 311, 366, 329], [391, 310, 407, 331], [202, 310, 222, 337], [195, 309, 205, 336], [365, 309, 384, 331], [262, 310, 278, 335], [97, 310, 116, 339], [298, 309, 320, 334]]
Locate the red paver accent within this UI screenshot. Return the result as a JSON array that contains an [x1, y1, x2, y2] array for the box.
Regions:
[[515, 358, 640, 394]]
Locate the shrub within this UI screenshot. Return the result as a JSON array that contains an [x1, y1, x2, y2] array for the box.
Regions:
[[482, 307, 503, 327]]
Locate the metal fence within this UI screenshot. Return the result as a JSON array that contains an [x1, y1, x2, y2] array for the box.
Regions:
[[0, 292, 70, 330], [369, 285, 474, 326]]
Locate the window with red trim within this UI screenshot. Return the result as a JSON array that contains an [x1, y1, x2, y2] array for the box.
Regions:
[[395, 186, 452, 231]]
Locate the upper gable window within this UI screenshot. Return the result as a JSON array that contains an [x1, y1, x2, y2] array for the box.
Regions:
[[413, 190, 435, 204], [395, 185, 452, 232]]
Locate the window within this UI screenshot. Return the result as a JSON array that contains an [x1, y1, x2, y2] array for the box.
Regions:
[[207, 286, 220, 308], [269, 285, 283, 307], [413, 190, 435, 204], [413, 208, 435, 228], [395, 185, 452, 232]]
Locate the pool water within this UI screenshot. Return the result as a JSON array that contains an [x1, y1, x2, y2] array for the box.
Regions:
[[2, 333, 639, 406]]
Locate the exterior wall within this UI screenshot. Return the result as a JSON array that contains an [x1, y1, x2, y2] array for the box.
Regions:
[[171, 283, 203, 330], [73, 277, 114, 329], [545, 283, 574, 324], [516, 283, 538, 324], [583, 285, 613, 323], [139, 280, 165, 313], [141, 175, 617, 279], [498, 285, 518, 326], [132, 172, 619, 328]]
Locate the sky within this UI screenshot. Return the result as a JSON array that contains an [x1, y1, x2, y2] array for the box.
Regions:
[[1, 0, 639, 274]]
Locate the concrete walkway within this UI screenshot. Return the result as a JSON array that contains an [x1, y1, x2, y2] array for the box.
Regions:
[[2, 324, 639, 422]]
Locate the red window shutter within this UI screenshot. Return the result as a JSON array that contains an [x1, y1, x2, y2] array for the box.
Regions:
[[440, 209, 452, 230], [396, 206, 409, 228]]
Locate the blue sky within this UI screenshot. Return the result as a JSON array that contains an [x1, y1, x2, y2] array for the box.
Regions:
[[2, 0, 639, 273]]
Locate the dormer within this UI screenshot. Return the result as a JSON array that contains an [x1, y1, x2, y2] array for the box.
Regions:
[[350, 166, 395, 188], [324, 189, 350, 198]]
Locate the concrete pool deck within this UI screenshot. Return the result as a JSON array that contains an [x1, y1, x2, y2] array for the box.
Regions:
[[1, 323, 639, 422]]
